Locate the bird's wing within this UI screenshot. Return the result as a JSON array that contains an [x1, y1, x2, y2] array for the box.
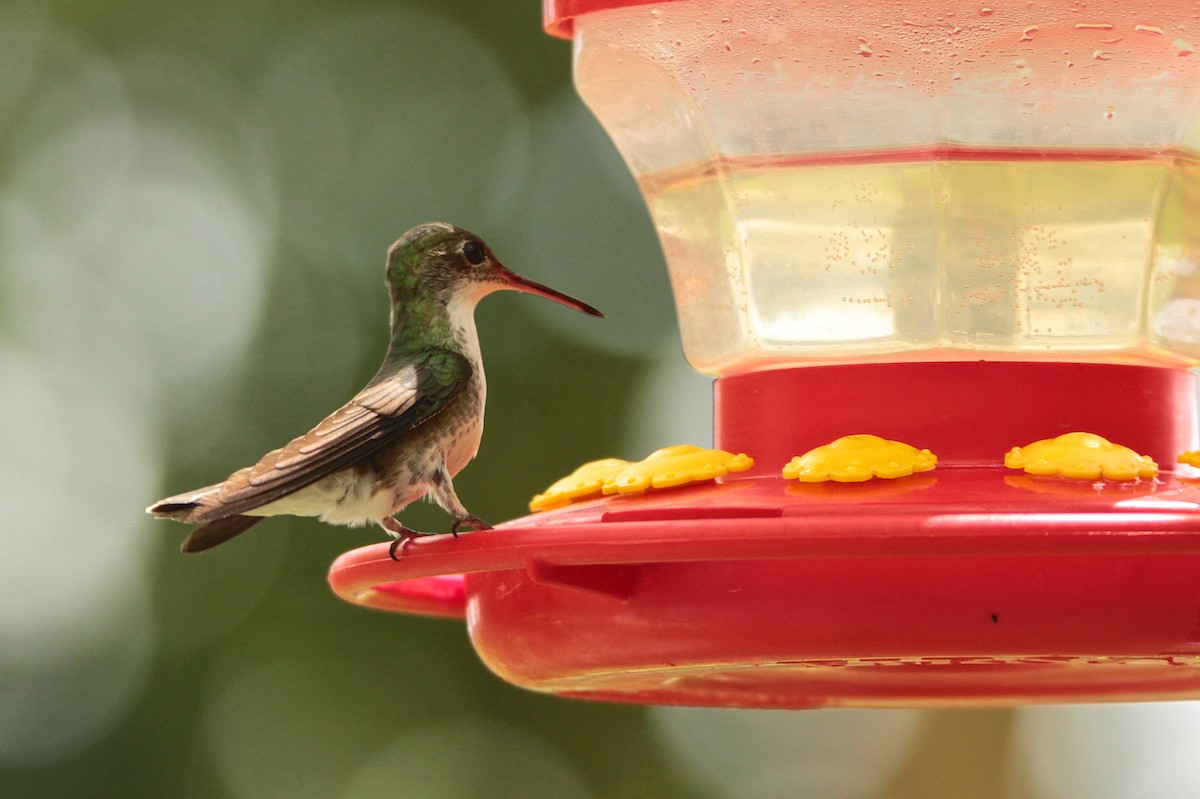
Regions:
[[189, 348, 472, 522]]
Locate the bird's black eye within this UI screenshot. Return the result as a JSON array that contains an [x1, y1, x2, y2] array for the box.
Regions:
[[463, 240, 486, 265]]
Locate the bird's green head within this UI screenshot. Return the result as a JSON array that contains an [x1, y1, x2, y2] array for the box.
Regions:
[[386, 222, 487, 303], [384, 222, 603, 316]]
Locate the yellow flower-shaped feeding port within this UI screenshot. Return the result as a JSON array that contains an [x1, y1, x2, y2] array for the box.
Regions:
[[1179, 450, 1200, 470], [529, 458, 631, 512], [782, 434, 937, 483], [530, 446, 755, 511], [1004, 432, 1157, 481], [603, 445, 755, 496]]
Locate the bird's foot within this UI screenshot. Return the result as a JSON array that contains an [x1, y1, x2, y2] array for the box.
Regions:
[[450, 515, 493, 538], [381, 516, 431, 561]]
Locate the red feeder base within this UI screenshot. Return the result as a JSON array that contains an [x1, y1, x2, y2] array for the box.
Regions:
[[328, 363, 1200, 708]]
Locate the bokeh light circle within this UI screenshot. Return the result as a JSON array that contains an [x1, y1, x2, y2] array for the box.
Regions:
[[650, 706, 929, 799], [341, 717, 594, 799], [1011, 703, 1200, 798]]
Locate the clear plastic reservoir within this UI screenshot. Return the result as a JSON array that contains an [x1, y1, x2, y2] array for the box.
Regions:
[[572, 0, 1200, 375]]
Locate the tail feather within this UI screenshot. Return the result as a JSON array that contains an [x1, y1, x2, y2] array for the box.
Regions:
[[147, 483, 224, 522], [147, 499, 197, 517], [150, 482, 263, 553], [181, 515, 264, 554]]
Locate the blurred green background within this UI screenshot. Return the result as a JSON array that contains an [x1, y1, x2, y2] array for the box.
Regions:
[[4, 1, 1200, 798]]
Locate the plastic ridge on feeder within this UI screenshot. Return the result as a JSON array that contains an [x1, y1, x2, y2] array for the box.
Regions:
[[1004, 432, 1159, 481], [782, 434, 937, 483]]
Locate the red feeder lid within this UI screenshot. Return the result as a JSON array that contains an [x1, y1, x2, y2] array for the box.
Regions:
[[544, 0, 673, 38]]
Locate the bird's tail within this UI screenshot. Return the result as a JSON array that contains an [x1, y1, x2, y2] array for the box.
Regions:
[[148, 484, 263, 553], [180, 515, 263, 554]]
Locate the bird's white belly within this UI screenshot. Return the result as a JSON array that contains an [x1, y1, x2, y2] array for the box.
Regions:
[[245, 470, 396, 527]]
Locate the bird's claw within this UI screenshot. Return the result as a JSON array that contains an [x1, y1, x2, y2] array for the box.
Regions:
[[382, 516, 429, 561], [382, 515, 485, 559], [386, 529, 435, 561], [450, 515, 493, 537]]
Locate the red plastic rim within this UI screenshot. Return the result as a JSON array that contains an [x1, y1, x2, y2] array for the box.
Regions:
[[330, 466, 1200, 619]]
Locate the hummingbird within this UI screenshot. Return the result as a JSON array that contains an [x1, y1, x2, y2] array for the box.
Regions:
[[147, 222, 602, 557]]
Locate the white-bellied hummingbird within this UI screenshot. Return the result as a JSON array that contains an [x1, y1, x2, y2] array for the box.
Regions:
[[148, 223, 602, 557]]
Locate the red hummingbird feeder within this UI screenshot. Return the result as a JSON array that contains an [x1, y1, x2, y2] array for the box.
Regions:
[[330, 0, 1200, 707]]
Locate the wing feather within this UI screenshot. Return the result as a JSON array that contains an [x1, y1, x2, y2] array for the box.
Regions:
[[188, 349, 471, 522]]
